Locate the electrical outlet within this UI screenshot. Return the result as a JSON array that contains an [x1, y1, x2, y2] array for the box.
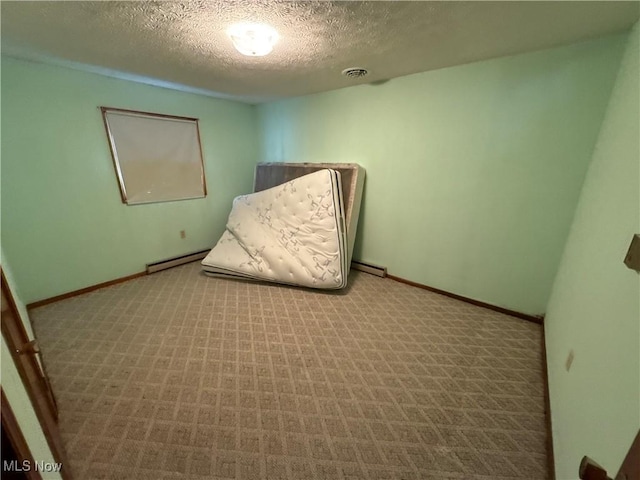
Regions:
[[180, 230, 186, 239], [565, 349, 575, 372]]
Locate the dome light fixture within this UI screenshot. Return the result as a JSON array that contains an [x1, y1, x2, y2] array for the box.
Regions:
[[227, 22, 279, 57]]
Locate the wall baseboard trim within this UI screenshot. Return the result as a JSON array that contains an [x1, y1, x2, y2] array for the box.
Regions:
[[386, 274, 544, 324], [27, 271, 147, 310], [27, 265, 544, 324]]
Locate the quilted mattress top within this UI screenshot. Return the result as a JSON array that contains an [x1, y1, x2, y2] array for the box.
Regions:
[[202, 169, 347, 289]]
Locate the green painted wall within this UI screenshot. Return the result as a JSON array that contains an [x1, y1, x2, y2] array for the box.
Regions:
[[1, 57, 257, 303], [545, 23, 639, 479], [257, 35, 626, 316], [1, 247, 36, 339]]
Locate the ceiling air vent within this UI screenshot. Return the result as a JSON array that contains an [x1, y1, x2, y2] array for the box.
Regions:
[[342, 67, 368, 78]]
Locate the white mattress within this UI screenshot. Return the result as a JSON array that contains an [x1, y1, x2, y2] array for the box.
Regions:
[[201, 169, 348, 289]]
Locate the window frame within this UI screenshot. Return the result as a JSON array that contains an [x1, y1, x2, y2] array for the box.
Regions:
[[100, 106, 208, 205]]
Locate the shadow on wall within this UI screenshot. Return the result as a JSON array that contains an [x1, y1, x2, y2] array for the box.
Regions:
[[352, 179, 368, 263], [368, 79, 391, 87]]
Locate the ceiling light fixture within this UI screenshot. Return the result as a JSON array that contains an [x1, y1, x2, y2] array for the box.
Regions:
[[227, 22, 279, 57]]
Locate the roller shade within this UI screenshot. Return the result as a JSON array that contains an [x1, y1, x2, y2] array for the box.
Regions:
[[101, 107, 207, 205]]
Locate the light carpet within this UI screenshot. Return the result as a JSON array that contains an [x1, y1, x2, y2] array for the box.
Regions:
[[31, 262, 548, 480]]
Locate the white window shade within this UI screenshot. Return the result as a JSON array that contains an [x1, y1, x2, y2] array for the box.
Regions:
[[101, 107, 207, 205]]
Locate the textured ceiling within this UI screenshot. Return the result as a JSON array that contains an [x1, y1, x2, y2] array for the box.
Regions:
[[2, 1, 638, 103]]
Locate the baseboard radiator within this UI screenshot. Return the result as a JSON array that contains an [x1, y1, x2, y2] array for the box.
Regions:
[[149, 252, 385, 277], [146, 249, 210, 274], [351, 260, 387, 277]]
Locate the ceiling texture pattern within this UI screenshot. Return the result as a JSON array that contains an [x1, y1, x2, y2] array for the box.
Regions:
[[2, 1, 638, 103]]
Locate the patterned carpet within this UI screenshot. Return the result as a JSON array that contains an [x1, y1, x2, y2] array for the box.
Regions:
[[31, 262, 548, 480]]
